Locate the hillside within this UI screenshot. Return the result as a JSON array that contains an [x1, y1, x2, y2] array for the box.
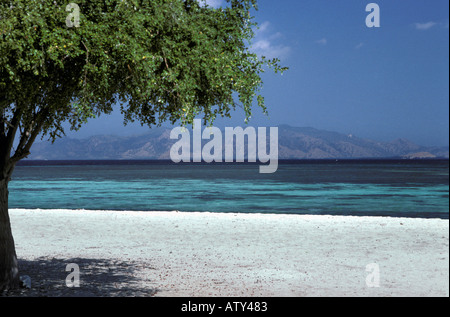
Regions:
[[26, 125, 449, 160]]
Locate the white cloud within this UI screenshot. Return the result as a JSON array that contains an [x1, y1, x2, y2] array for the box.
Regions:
[[315, 38, 327, 45], [414, 21, 437, 30], [355, 42, 364, 50], [257, 21, 271, 34], [251, 21, 291, 59], [199, 0, 224, 8], [252, 39, 291, 60]]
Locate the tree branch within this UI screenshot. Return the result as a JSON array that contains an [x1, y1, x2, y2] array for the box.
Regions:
[[81, 41, 89, 89], [10, 107, 49, 163], [1, 107, 22, 161]]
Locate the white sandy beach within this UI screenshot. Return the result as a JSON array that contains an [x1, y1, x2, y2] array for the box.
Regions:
[[8, 209, 449, 297]]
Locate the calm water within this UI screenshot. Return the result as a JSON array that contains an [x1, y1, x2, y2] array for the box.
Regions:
[[10, 160, 449, 219]]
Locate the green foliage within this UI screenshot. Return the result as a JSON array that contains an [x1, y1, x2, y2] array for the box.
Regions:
[[0, 0, 287, 149]]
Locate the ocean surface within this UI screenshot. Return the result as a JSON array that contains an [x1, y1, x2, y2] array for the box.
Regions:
[[10, 159, 449, 219]]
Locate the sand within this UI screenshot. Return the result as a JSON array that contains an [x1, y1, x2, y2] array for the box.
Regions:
[[7, 209, 449, 297]]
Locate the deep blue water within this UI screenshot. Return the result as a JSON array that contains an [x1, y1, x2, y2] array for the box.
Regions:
[[10, 160, 449, 219]]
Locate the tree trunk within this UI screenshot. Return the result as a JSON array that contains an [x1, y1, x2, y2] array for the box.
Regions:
[[0, 177, 19, 292]]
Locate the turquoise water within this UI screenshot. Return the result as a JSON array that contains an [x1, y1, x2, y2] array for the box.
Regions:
[[10, 160, 449, 219]]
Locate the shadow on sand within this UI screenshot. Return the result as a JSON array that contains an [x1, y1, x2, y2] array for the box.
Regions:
[[4, 257, 159, 297]]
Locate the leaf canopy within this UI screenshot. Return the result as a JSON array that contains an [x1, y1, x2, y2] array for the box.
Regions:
[[0, 0, 286, 167]]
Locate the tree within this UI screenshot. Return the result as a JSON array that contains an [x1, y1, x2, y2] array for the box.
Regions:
[[0, 0, 286, 291]]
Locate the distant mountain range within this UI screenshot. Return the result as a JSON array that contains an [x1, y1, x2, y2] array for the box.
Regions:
[[26, 125, 449, 160]]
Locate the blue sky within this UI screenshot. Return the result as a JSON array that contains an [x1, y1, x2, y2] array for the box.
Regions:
[[66, 0, 449, 146]]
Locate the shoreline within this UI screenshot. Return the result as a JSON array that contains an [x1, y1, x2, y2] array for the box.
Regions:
[[8, 208, 449, 220], [8, 208, 450, 297]]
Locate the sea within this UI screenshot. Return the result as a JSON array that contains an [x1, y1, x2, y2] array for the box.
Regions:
[[10, 159, 449, 219]]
